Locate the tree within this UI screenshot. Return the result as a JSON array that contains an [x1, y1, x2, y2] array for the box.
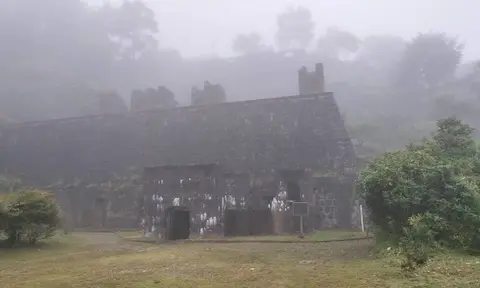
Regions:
[[97, 1, 161, 94], [458, 60, 480, 98], [356, 35, 406, 72], [97, 1, 159, 61], [0, 0, 161, 121], [433, 117, 476, 159], [394, 33, 463, 92], [232, 32, 264, 55], [316, 27, 360, 59], [275, 6, 315, 51], [0, 0, 115, 120], [0, 0, 116, 87]]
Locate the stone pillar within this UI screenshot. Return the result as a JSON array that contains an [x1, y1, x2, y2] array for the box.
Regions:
[[310, 176, 339, 229], [298, 170, 314, 233], [332, 174, 357, 229]]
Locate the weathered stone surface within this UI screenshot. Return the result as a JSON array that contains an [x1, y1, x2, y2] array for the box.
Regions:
[[0, 64, 359, 231], [97, 91, 128, 115], [191, 81, 227, 105], [298, 63, 325, 95], [130, 86, 178, 112], [0, 92, 355, 187]]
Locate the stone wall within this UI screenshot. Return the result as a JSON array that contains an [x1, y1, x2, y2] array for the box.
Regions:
[[312, 189, 338, 228], [0, 63, 359, 231], [307, 174, 357, 229]]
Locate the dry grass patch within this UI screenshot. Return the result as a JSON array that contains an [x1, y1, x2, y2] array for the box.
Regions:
[[1, 233, 480, 287], [119, 229, 369, 243]]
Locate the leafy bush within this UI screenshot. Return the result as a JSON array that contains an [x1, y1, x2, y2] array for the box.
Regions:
[[0, 202, 6, 231], [399, 214, 438, 271], [1, 190, 59, 246], [359, 117, 480, 268]]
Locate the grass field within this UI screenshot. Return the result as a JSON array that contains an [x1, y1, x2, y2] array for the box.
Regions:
[[1, 232, 480, 288]]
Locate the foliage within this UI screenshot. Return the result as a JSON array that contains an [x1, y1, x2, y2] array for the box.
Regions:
[[394, 32, 464, 92], [0, 174, 22, 193], [433, 117, 476, 158], [0, 0, 160, 121], [0, 201, 6, 231], [356, 35, 406, 69], [275, 6, 315, 50], [232, 32, 265, 55], [1, 190, 59, 246], [316, 27, 360, 59], [97, 1, 159, 61], [399, 214, 438, 271], [359, 117, 480, 269]]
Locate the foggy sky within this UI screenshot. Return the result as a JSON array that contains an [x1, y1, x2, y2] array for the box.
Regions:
[[93, 0, 478, 60]]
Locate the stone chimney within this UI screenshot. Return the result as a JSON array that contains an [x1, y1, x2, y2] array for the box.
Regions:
[[130, 86, 178, 112], [298, 63, 325, 95], [191, 81, 227, 105]]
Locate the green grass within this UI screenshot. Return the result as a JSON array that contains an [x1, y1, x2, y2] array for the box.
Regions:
[[1, 232, 480, 287]]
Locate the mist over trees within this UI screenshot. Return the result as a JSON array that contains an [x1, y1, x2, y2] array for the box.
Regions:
[[275, 6, 315, 51], [231, 32, 266, 55], [0, 1, 480, 158]]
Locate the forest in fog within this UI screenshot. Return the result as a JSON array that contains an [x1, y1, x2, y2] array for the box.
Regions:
[[1, 1, 479, 158]]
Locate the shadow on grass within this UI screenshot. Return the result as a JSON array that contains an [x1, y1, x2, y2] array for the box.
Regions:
[[0, 233, 78, 261]]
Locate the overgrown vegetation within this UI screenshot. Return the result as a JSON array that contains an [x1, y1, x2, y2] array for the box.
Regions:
[[359, 116, 480, 270], [0, 189, 59, 247]]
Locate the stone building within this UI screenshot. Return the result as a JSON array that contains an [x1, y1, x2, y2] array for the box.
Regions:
[[0, 63, 358, 232]]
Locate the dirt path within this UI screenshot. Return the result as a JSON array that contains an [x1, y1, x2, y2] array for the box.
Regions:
[[70, 232, 155, 253], [73, 232, 123, 245]]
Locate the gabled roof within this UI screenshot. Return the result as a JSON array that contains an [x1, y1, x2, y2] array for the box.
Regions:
[[0, 92, 356, 185]]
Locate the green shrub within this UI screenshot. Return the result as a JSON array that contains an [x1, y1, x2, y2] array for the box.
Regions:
[[0, 202, 6, 231], [1, 189, 59, 246], [399, 214, 437, 271], [359, 117, 480, 269]]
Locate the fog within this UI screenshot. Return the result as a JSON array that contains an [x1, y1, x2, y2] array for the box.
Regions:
[[1, 0, 480, 158], [91, 0, 479, 59]]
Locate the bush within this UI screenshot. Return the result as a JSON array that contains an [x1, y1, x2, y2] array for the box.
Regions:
[[0, 202, 6, 231], [359, 117, 480, 268], [1, 189, 59, 246], [399, 214, 437, 271]]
